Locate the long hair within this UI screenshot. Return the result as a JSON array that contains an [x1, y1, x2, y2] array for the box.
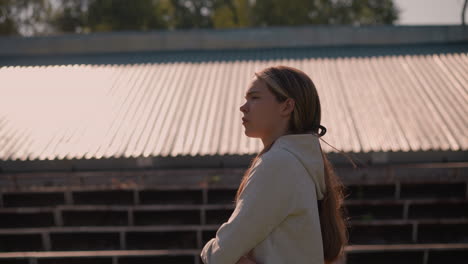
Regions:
[[235, 65, 354, 264]]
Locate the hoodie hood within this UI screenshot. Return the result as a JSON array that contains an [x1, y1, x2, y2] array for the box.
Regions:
[[271, 133, 326, 200]]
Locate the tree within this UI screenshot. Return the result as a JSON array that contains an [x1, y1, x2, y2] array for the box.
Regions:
[[49, 0, 170, 34], [463, 0, 467, 26], [49, 0, 88, 34], [212, 0, 251, 28], [163, 0, 214, 29], [0, 0, 400, 36], [0, 0, 53, 36], [251, 0, 399, 26], [252, 0, 318, 27]]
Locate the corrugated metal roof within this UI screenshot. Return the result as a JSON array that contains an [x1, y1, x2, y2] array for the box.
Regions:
[[0, 44, 467, 161]]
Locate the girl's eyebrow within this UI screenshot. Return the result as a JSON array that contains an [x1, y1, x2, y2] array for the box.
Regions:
[[245, 91, 261, 97]]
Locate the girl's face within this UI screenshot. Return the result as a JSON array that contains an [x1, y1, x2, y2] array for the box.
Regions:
[[239, 77, 292, 140]]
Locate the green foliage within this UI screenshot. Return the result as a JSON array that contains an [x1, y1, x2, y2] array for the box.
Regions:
[[49, 0, 167, 33], [87, 0, 165, 31], [252, 0, 317, 26], [49, 0, 87, 34], [333, 0, 399, 25], [212, 4, 236, 28], [1, 0, 400, 36], [167, 0, 214, 29], [0, 0, 53, 36], [212, 0, 251, 28], [251, 0, 399, 26]]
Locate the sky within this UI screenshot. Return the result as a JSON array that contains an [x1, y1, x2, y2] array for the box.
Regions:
[[394, 0, 468, 25]]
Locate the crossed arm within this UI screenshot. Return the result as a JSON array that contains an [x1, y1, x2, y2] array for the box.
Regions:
[[236, 255, 257, 264], [200, 151, 299, 264]]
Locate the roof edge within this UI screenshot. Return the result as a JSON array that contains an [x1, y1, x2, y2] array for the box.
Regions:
[[0, 150, 466, 173], [1, 25, 467, 56]]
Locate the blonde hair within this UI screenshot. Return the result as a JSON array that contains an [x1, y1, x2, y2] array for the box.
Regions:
[[235, 65, 353, 264]]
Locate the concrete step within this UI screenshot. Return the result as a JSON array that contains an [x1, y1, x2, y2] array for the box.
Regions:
[[0, 249, 201, 264], [346, 199, 468, 220], [1, 181, 466, 208], [0, 188, 207, 207], [1, 163, 467, 192], [1, 199, 466, 228], [349, 219, 468, 245], [0, 244, 466, 264], [0, 204, 233, 228], [0, 220, 466, 252], [345, 243, 468, 264], [348, 182, 467, 200], [0, 225, 202, 252]]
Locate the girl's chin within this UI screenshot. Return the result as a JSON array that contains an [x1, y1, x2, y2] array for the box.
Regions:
[[243, 128, 252, 136], [243, 129, 261, 138]]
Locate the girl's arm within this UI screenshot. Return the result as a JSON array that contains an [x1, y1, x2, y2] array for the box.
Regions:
[[236, 255, 257, 264], [200, 151, 300, 264], [236, 249, 256, 264]]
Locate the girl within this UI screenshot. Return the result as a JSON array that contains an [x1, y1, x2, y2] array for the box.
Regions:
[[201, 65, 350, 264]]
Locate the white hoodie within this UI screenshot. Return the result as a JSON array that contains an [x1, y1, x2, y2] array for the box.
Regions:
[[201, 133, 326, 264]]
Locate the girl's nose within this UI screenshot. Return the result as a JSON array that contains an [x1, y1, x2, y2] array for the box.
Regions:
[[240, 103, 245, 112]]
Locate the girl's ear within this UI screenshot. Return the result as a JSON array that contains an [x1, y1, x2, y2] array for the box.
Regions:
[[280, 98, 295, 117]]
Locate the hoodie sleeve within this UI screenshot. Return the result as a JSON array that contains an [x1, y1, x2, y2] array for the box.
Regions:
[[200, 150, 299, 264]]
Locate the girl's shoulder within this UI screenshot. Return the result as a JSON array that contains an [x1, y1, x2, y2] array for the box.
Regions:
[[252, 147, 305, 176]]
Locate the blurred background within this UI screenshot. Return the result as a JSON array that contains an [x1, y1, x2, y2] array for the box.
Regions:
[[0, 1, 467, 264], [0, 0, 466, 37]]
